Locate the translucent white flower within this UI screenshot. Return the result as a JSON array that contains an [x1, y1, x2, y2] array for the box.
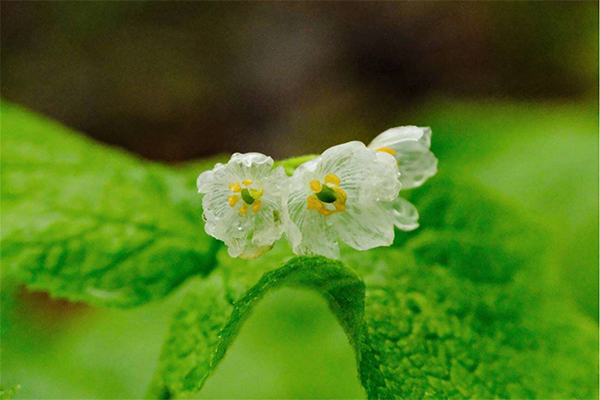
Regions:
[[197, 153, 288, 259], [368, 126, 437, 189], [368, 126, 438, 231], [286, 141, 402, 259]]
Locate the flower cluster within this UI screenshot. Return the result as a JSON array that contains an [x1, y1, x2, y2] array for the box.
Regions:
[[197, 126, 437, 259]]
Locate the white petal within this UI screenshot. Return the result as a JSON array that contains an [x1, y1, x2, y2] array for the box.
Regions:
[[287, 208, 340, 259], [228, 152, 274, 179], [197, 169, 214, 193], [286, 142, 401, 257], [396, 143, 437, 190], [286, 165, 339, 258], [316, 141, 401, 204], [368, 126, 427, 149], [332, 202, 395, 251], [199, 153, 285, 259], [249, 166, 287, 247], [392, 197, 419, 231], [368, 126, 437, 189]]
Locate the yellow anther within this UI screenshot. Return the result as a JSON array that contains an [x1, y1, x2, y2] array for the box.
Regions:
[[242, 179, 254, 186], [306, 175, 347, 217], [250, 188, 264, 199], [333, 186, 347, 200], [319, 208, 333, 217], [324, 174, 340, 187], [229, 182, 242, 193], [377, 147, 396, 156], [238, 205, 248, 217], [307, 196, 337, 217], [310, 180, 322, 193], [228, 195, 240, 207], [307, 196, 322, 211], [252, 199, 262, 213]]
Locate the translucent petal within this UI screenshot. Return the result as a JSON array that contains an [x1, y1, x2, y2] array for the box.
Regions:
[[286, 142, 401, 257], [368, 126, 427, 149], [249, 166, 288, 247], [198, 153, 286, 259], [227, 152, 274, 180], [286, 163, 339, 259], [196, 170, 214, 193], [391, 197, 419, 231], [287, 207, 340, 259], [316, 142, 401, 205], [332, 202, 395, 251], [368, 126, 438, 189], [395, 142, 437, 190]]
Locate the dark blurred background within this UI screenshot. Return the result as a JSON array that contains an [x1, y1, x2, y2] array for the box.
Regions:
[[1, 2, 598, 399], [1, 1, 598, 161]]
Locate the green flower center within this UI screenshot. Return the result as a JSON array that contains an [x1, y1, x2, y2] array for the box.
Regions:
[[315, 185, 337, 203]]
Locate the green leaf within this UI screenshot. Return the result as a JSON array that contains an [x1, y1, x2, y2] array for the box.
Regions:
[[407, 100, 599, 320], [394, 174, 546, 284], [147, 178, 598, 399], [145, 252, 369, 400], [0, 102, 219, 307]]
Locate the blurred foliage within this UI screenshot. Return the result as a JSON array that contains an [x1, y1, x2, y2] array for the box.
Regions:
[[0, 385, 21, 400], [407, 100, 599, 319]]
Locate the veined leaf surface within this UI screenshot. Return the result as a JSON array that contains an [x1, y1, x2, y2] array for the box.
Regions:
[[147, 178, 598, 399], [1, 102, 219, 307]]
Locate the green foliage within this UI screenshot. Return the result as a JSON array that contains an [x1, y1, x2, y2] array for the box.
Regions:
[[407, 100, 599, 319], [394, 174, 543, 284], [146, 253, 366, 399], [0, 385, 21, 400], [148, 177, 598, 399], [0, 102, 219, 307], [2, 102, 597, 399]]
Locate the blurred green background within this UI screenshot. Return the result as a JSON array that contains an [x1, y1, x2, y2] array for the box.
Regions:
[[1, 2, 598, 399]]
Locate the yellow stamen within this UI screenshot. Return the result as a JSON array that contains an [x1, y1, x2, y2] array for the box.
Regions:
[[306, 175, 347, 217], [230, 179, 265, 216], [250, 188, 264, 199], [310, 180, 322, 193], [320, 208, 334, 217], [229, 182, 242, 193], [333, 186, 347, 200], [307, 196, 322, 211], [324, 174, 340, 187], [309, 199, 334, 216], [228, 195, 240, 207], [377, 147, 396, 156]]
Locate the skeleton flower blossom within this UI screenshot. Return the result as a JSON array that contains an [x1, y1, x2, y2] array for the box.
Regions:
[[285, 141, 402, 259], [368, 126, 438, 231], [197, 153, 288, 259]]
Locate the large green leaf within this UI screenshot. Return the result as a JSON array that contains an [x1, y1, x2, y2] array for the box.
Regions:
[[147, 178, 598, 399], [0, 102, 219, 307], [145, 253, 368, 399]]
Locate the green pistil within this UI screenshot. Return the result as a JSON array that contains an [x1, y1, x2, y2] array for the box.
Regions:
[[316, 185, 337, 203], [241, 188, 255, 205]]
